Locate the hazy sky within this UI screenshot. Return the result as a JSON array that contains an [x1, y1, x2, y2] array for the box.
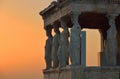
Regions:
[[0, 0, 100, 79]]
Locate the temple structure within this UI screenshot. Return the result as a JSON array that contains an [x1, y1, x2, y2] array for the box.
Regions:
[[40, 0, 120, 79]]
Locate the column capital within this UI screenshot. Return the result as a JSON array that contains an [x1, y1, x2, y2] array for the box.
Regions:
[[107, 14, 119, 20], [106, 14, 118, 26], [52, 22, 60, 34], [70, 12, 81, 28], [51, 22, 59, 30], [44, 26, 53, 38], [59, 17, 68, 30]]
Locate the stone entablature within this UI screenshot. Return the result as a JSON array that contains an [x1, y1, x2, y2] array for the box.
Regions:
[[40, 0, 120, 27], [40, 1, 57, 20]]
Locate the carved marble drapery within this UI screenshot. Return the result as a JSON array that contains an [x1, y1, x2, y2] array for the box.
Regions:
[[69, 12, 81, 66], [45, 27, 53, 69], [58, 18, 70, 68], [104, 14, 118, 66], [51, 23, 60, 68]]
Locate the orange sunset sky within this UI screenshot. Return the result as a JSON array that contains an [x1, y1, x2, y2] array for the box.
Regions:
[[0, 0, 100, 79]]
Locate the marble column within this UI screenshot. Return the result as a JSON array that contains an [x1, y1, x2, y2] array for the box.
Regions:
[[44, 27, 53, 70], [58, 18, 70, 68], [51, 23, 60, 69], [69, 12, 81, 66], [104, 14, 118, 66]]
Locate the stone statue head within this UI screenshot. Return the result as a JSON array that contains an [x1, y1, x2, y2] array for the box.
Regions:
[[59, 17, 68, 30], [45, 27, 52, 37], [53, 24, 60, 34]]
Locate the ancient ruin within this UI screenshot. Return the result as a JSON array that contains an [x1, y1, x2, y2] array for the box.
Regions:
[[40, 0, 120, 79]]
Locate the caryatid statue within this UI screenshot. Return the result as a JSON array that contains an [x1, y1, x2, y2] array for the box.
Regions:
[[45, 27, 53, 69], [52, 23, 60, 68], [104, 14, 118, 66], [58, 18, 70, 68], [69, 12, 81, 66]]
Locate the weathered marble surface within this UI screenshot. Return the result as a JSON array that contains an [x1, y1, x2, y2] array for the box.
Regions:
[[69, 13, 81, 66], [52, 24, 60, 68], [43, 66, 120, 79], [45, 27, 53, 69], [40, 0, 120, 27], [104, 14, 118, 66], [58, 19, 69, 68]]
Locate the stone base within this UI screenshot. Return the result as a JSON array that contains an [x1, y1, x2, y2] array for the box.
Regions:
[[43, 66, 120, 79]]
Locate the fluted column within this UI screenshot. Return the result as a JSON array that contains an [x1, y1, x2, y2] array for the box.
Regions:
[[104, 14, 118, 66], [44, 26, 53, 70], [51, 23, 60, 69], [58, 18, 70, 68], [69, 12, 81, 66]]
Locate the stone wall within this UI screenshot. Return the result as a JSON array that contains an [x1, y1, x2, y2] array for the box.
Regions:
[[43, 66, 120, 79], [43, 67, 71, 79]]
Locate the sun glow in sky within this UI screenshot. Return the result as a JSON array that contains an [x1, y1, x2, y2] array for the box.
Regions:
[[0, 0, 100, 79]]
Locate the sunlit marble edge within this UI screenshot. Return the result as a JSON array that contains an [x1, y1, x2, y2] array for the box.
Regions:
[[43, 66, 120, 74]]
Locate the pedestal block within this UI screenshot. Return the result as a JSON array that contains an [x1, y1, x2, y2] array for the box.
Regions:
[[43, 66, 120, 79]]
